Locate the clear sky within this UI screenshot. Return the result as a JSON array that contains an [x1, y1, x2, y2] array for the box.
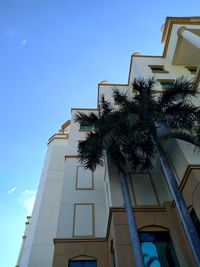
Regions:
[[0, 0, 200, 266]]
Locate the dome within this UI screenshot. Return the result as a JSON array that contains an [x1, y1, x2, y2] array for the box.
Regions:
[[99, 80, 109, 85], [132, 52, 141, 56]]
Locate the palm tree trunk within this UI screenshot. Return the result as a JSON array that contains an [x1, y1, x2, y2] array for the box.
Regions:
[[118, 169, 145, 267], [152, 131, 200, 266]]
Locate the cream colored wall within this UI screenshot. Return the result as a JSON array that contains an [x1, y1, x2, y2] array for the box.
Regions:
[[65, 109, 98, 155], [56, 156, 107, 238], [166, 24, 200, 63], [105, 156, 172, 208], [99, 84, 131, 105], [18, 138, 68, 267], [56, 109, 108, 239], [165, 139, 200, 183], [129, 56, 194, 83]]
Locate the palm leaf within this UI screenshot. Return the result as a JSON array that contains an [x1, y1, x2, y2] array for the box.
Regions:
[[74, 112, 98, 125]]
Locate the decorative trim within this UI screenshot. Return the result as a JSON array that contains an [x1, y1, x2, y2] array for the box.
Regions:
[[106, 206, 166, 238], [53, 206, 167, 245], [75, 166, 94, 190], [98, 83, 129, 87], [48, 134, 68, 145], [165, 150, 181, 183], [132, 54, 163, 58], [148, 65, 169, 74], [162, 17, 200, 43], [129, 173, 137, 205], [162, 19, 200, 57], [70, 255, 97, 261], [180, 165, 200, 192], [79, 129, 94, 132], [60, 120, 71, 133], [149, 174, 161, 206], [171, 164, 200, 207], [71, 108, 98, 111], [157, 79, 175, 83], [177, 26, 188, 37], [129, 173, 160, 206], [128, 55, 133, 84], [54, 237, 107, 243], [65, 155, 79, 161], [106, 183, 110, 207], [138, 224, 169, 231], [185, 66, 197, 73], [73, 203, 95, 238]]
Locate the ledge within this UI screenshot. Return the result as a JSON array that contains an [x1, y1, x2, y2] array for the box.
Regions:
[[54, 237, 107, 243], [48, 134, 69, 145]]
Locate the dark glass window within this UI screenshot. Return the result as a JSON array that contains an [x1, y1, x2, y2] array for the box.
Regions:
[[114, 95, 127, 105], [190, 208, 200, 238], [139, 232, 180, 267], [69, 260, 96, 267], [186, 66, 197, 74], [79, 124, 94, 131], [160, 82, 174, 90], [149, 65, 168, 73]]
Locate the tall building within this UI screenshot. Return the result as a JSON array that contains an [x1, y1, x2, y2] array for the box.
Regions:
[[16, 16, 200, 267]]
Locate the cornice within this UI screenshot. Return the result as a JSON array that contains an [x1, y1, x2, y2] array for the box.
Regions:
[[48, 134, 69, 145]]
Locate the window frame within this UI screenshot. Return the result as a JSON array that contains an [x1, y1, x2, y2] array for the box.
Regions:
[[139, 231, 180, 267], [79, 124, 94, 132], [157, 79, 175, 90], [185, 66, 197, 75], [148, 65, 169, 74], [68, 260, 97, 267]]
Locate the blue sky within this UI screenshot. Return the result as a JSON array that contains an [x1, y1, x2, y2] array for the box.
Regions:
[[0, 0, 200, 266]]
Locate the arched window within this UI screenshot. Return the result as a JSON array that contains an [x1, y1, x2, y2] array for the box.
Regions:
[[139, 231, 180, 267], [68, 260, 96, 267]]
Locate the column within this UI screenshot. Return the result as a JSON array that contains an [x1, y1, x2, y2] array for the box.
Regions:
[[178, 26, 200, 50]]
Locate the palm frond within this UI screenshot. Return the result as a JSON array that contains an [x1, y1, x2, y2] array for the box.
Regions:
[[113, 89, 128, 105], [164, 103, 200, 130], [74, 112, 98, 125], [78, 132, 105, 171], [132, 77, 156, 96], [99, 95, 114, 116], [159, 76, 196, 107]]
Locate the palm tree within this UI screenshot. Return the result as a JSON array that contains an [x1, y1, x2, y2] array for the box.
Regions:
[[75, 97, 155, 267], [113, 77, 200, 266]]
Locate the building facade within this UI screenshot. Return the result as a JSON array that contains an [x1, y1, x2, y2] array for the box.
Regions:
[[16, 17, 200, 267]]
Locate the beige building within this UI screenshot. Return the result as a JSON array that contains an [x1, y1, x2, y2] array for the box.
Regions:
[[16, 16, 200, 267]]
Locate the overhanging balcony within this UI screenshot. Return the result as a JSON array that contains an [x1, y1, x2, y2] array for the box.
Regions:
[[172, 28, 200, 66]]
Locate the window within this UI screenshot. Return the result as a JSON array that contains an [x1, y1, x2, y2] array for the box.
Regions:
[[79, 124, 94, 131], [158, 80, 175, 90], [149, 65, 169, 73], [69, 260, 97, 267], [190, 208, 200, 238], [140, 232, 180, 267], [114, 95, 127, 105], [186, 66, 197, 75]]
